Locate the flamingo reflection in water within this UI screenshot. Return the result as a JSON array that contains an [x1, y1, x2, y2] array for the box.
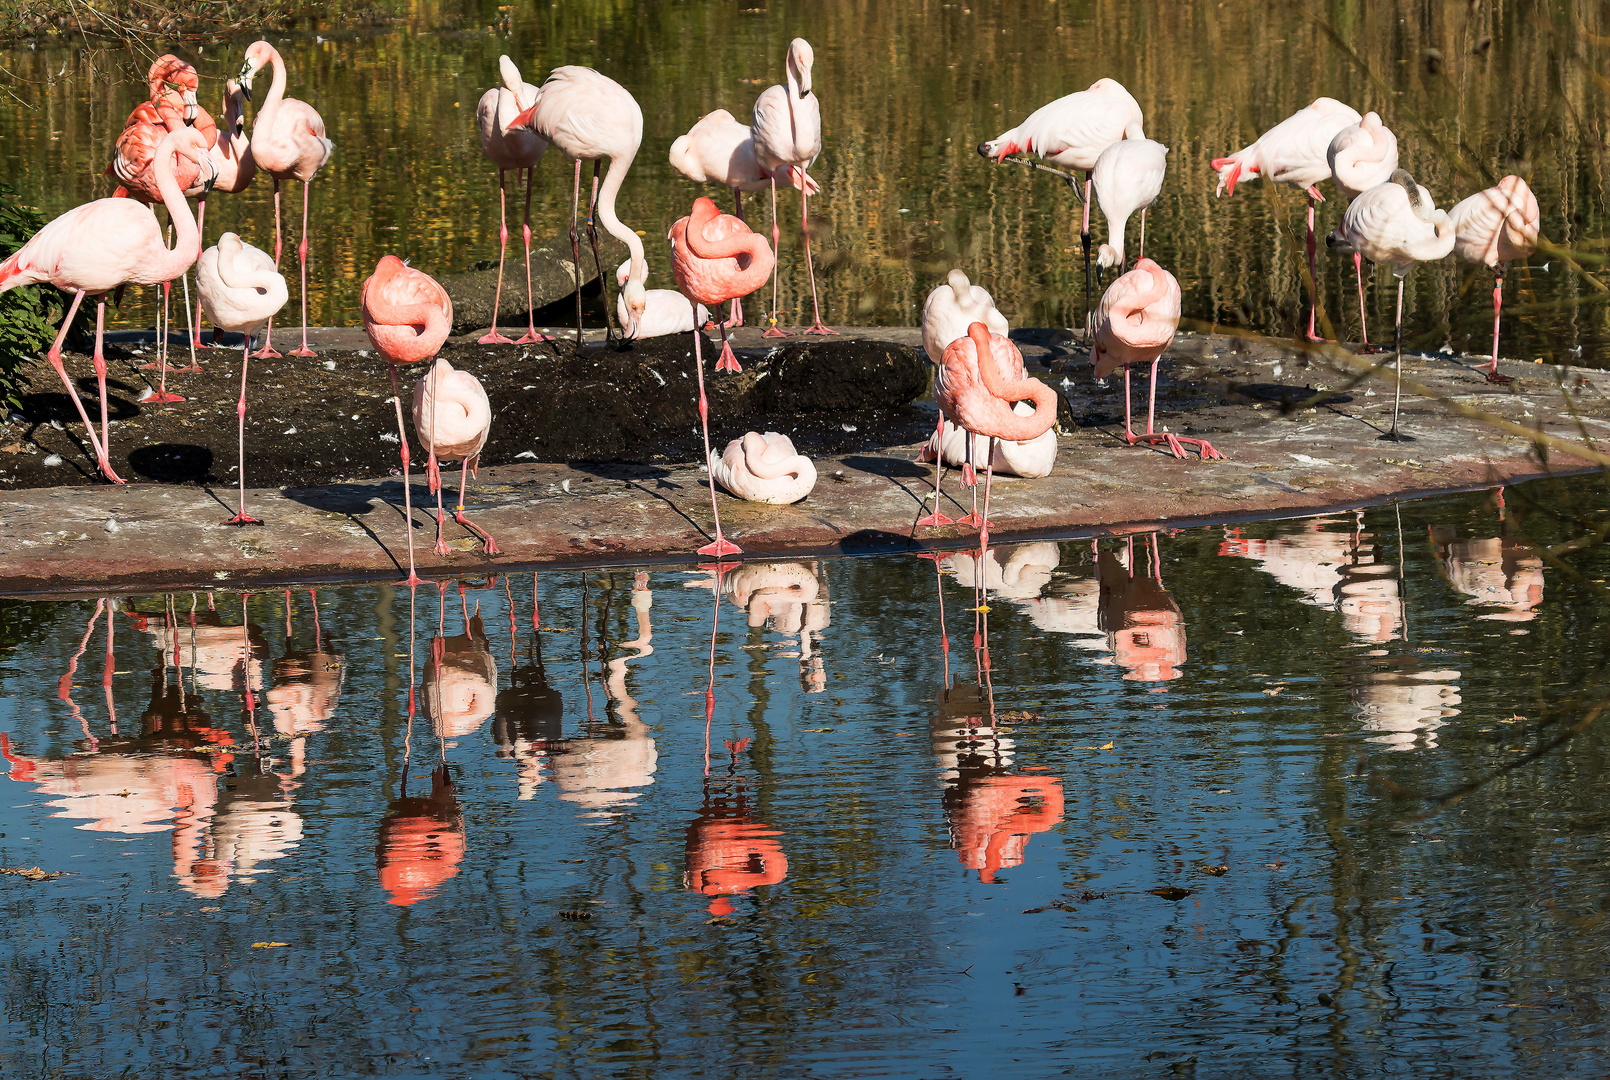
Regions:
[[494, 574, 565, 800], [422, 584, 499, 743], [1430, 505, 1545, 626], [265, 590, 344, 770], [1096, 534, 1187, 682], [1219, 514, 1463, 750], [713, 561, 831, 692]]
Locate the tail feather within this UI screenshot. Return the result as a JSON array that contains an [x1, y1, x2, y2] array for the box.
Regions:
[[0, 248, 30, 294]]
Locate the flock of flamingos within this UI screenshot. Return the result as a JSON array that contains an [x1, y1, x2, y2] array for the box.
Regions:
[[0, 39, 1543, 582]]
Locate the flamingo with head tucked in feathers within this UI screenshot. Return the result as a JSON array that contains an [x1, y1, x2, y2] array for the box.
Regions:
[[1327, 111, 1398, 351], [1448, 175, 1539, 385], [413, 356, 498, 557], [616, 260, 708, 339]]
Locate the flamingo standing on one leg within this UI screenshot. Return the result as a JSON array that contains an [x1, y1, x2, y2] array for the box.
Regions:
[[934, 323, 1058, 550], [1327, 111, 1399, 352], [670, 107, 818, 329], [752, 38, 834, 336], [413, 356, 498, 557], [917, 269, 1009, 528], [509, 66, 648, 346], [191, 79, 258, 354], [669, 196, 776, 558], [1211, 97, 1362, 342], [1092, 257, 1221, 460], [1447, 176, 1540, 385], [0, 126, 213, 484], [197, 232, 287, 525], [1093, 138, 1168, 272], [239, 39, 334, 359], [1326, 170, 1457, 441], [980, 79, 1145, 336], [361, 256, 454, 586], [476, 56, 550, 345]]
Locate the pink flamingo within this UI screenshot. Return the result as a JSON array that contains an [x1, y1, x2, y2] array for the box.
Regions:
[[239, 40, 334, 359], [1092, 257, 1221, 460], [1211, 97, 1362, 342], [476, 56, 550, 345], [197, 231, 287, 525], [1327, 111, 1398, 351], [981, 78, 1145, 333], [361, 256, 454, 586], [1448, 176, 1539, 385], [413, 356, 498, 557], [0, 125, 212, 484], [1326, 170, 1456, 440], [191, 79, 259, 353], [917, 269, 1009, 527], [669, 196, 776, 557], [669, 107, 818, 329], [934, 323, 1058, 548], [752, 38, 834, 336], [509, 66, 647, 346]]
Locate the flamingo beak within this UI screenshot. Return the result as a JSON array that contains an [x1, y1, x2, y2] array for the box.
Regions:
[[238, 65, 255, 100], [181, 88, 198, 123]]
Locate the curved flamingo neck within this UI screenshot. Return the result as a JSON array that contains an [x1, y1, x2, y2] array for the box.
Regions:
[[253, 46, 288, 150], [152, 133, 201, 282], [1117, 264, 1167, 321], [595, 149, 646, 289], [972, 322, 1057, 440]]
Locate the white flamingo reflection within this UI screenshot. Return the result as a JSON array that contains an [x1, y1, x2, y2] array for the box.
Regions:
[[422, 587, 498, 743], [1429, 525, 1545, 625]]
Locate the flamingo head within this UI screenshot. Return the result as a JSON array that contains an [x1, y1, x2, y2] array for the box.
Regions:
[[946, 268, 973, 304], [238, 40, 274, 101], [787, 38, 815, 95], [149, 56, 199, 121], [620, 268, 647, 331], [224, 80, 246, 136]]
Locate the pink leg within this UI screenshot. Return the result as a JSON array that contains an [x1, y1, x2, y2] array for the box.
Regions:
[[516, 168, 555, 344], [479, 168, 515, 344], [800, 179, 836, 335], [1484, 270, 1513, 384], [585, 163, 617, 344], [728, 190, 746, 328], [763, 177, 787, 338], [389, 363, 422, 588], [570, 159, 584, 346], [223, 336, 262, 525], [1303, 192, 1324, 343], [89, 299, 126, 483], [690, 327, 741, 558], [978, 441, 996, 552], [45, 292, 121, 483], [290, 182, 316, 356], [432, 458, 449, 556], [1081, 175, 1093, 339], [256, 179, 283, 359], [1126, 355, 1226, 461], [189, 195, 216, 354], [454, 456, 500, 555], [957, 432, 989, 529], [916, 411, 955, 528], [1352, 252, 1385, 353], [146, 278, 185, 403]]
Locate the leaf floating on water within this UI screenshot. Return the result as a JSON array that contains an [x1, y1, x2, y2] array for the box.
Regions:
[[251, 941, 290, 949], [1149, 887, 1194, 902], [1074, 741, 1115, 751], [997, 710, 1043, 722], [559, 909, 592, 922], [1198, 864, 1229, 877], [804, 728, 835, 734], [1262, 686, 1285, 696], [1022, 900, 1077, 914], [0, 866, 73, 881]]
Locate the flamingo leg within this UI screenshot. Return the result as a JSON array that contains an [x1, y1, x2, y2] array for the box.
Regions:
[[800, 177, 835, 335], [187, 194, 214, 356], [570, 159, 584, 346], [978, 439, 996, 553], [916, 411, 955, 528], [146, 275, 185, 403], [89, 299, 125, 483], [584, 161, 617, 345], [1303, 191, 1323, 343], [290, 181, 316, 357], [479, 168, 515, 344], [1380, 276, 1414, 443], [255, 179, 283, 359], [426, 361, 449, 556], [763, 177, 787, 338], [729, 190, 745, 328], [223, 335, 262, 525], [1484, 269, 1513, 384], [389, 363, 423, 587], [1352, 252, 1386, 354], [1080, 174, 1093, 340], [178, 271, 199, 373], [1138, 206, 1147, 263], [46, 291, 122, 483], [956, 432, 989, 529], [433, 464, 449, 556], [690, 324, 741, 558], [454, 455, 500, 555], [516, 167, 554, 344]]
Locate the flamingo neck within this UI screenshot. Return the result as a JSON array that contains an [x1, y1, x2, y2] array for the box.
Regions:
[[596, 150, 645, 286], [152, 136, 201, 282], [253, 46, 288, 154]]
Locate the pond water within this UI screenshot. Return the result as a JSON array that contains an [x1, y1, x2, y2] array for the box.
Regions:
[[2, 475, 1609, 1076], [2, 0, 1608, 362]]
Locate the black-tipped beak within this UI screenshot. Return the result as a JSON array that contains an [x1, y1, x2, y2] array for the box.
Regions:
[[976, 142, 992, 159]]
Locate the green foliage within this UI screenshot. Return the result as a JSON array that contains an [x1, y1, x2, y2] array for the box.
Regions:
[[0, 183, 61, 413]]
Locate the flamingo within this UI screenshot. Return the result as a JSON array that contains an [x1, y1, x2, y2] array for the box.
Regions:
[[1326, 170, 1456, 440], [921, 418, 1056, 480], [1092, 137, 1169, 271], [191, 79, 258, 353], [196, 232, 287, 525], [1092, 256, 1220, 460], [239, 39, 334, 359], [360, 256, 454, 586], [1327, 111, 1398, 351], [934, 323, 1058, 549], [917, 269, 1011, 527], [1448, 176, 1540, 385], [980, 79, 1145, 334], [476, 56, 550, 345], [1211, 97, 1362, 342], [509, 66, 647, 346], [0, 126, 212, 484], [413, 356, 498, 557], [615, 259, 708, 339], [709, 431, 817, 505], [752, 37, 834, 336], [669, 196, 776, 558], [669, 107, 819, 328]]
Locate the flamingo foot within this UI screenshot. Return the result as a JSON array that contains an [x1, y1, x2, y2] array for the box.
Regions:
[[433, 512, 451, 556], [144, 390, 186, 404], [1175, 436, 1225, 460], [478, 330, 515, 345], [98, 460, 127, 485], [803, 321, 838, 336], [955, 511, 993, 530], [1354, 342, 1389, 356], [1483, 366, 1515, 385], [172, 363, 204, 374], [222, 512, 264, 526], [399, 572, 424, 589], [698, 535, 743, 558], [253, 345, 283, 360], [515, 331, 557, 344], [915, 511, 956, 528], [761, 320, 789, 339], [455, 509, 501, 555], [289, 346, 317, 358], [961, 463, 977, 487], [137, 359, 183, 372], [715, 341, 743, 373], [1301, 331, 1326, 344]]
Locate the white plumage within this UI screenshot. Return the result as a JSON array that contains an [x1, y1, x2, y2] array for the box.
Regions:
[[197, 232, 288, 338], [981, 79, 1145, 171], [412, 357, 492, 465], [710, 431, 816, 505], [615, 259, 709, 339], [1092, 138, 1169, 269]]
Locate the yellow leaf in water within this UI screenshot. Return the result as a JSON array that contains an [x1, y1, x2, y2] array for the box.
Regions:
[[251, 942, 290, 949]]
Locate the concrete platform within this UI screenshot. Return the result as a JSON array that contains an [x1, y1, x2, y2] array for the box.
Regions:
[[2, 326, 1605, 597]]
